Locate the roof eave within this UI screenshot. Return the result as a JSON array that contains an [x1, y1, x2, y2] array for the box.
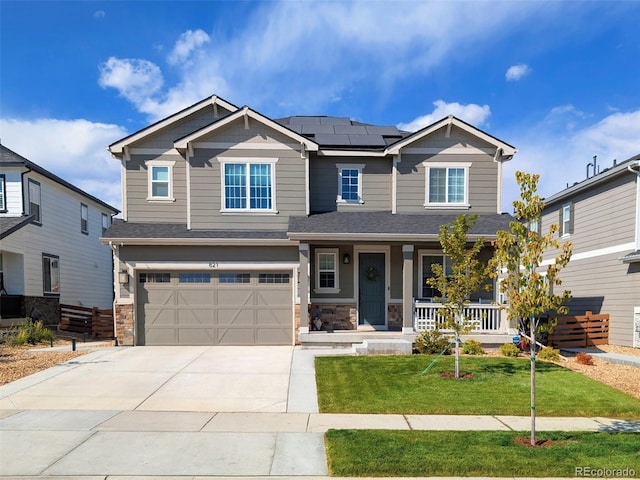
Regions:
[[286, 232, 495, 242], [101, 237, 296, 246]]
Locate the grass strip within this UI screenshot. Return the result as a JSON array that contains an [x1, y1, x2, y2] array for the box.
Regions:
[[316, 355, 640, 418], [325, 430, 640, 477]]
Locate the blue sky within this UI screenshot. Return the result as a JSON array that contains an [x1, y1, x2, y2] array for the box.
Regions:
[[1, 0, 639, 212]]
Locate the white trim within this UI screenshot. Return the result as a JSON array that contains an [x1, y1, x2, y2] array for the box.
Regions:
[[561, 203, 571, 238], [128, 261, 299, 270], [392, 155, 399, 214], [319, 150, 386, 157], [186, 152, 192, 230], [423, 162, 471, 209], [146, 160, 176, 202], [540, 242, 636, 266], [304, 149, 310, 216], [497, 154, 504, 214], [314, 248, 340, 294], [336, 163, 365, 204], [121, 159, 127, 221], [635, 172, 640, 249], [354, 245, 390, 328], [129, 148, 181, 156], [287, 232, 489, 242], [103, 237, 296, 246], [193, 142, 300, 151], [218, 158, 278, 213], [402, 147, 495, 155]]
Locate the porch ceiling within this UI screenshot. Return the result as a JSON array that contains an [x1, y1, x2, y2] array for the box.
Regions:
[[287, 211, 514, 241]]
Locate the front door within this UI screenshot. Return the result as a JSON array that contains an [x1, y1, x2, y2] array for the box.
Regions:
[[358, 253, 386, 327]]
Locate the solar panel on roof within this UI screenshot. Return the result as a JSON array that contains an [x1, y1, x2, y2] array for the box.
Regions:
[[289, 117, 322, 125], [365, 126, 403, 135], [348, 135, 387, 146], [301, 124, 336, 134], [314, 134, 352, 146], [334, 125, 367, 134], [319, 117, 351, 125]]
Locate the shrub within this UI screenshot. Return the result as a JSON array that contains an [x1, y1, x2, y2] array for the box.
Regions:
[[414, 330, 452, 355], [11, 319, 53, 346], [576, 352, 594, 365], [537, 347, 560, 362], [462, 339, 485, 355], [499, 342, 521, 357]]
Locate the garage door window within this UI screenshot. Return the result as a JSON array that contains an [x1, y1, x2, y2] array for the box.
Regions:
[[259, 273, 290, 284], [219, 273, 250, 284], [179, 273, 211, 283], [140, 273, 171, 283]]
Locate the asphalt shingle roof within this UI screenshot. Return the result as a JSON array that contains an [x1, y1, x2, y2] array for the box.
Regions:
[[0, 215, 34, 240], [103, 220, 288, 240]]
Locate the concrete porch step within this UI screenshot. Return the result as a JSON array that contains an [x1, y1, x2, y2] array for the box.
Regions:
[[353, 339, 413, 355]]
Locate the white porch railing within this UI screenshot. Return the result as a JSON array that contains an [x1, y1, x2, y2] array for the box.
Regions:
[[414, 300, 505, 333]]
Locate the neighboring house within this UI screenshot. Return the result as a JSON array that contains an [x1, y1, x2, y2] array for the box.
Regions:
[[104, 95, 517, 346], [0, 144, 119, 323], [540, 154, 640, 348]]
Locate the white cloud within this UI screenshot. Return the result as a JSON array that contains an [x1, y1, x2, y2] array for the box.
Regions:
[[167, 29, 210, 66], [502, 108, 640, 211], [98, 57, 164, 112], [505, 63, 531, 81], [397, 100, 491, 132], [0, 118, 127, 211], [93, 10, 105, 19]]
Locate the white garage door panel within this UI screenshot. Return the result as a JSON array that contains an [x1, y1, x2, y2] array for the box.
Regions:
[[138, 271, 293, 346]]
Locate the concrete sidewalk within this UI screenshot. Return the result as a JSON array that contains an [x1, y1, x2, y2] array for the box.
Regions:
[[0, 346, 638, 477]]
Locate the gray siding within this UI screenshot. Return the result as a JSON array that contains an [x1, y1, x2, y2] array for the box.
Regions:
[[309, 155, 392, 213], [396, 152, 499, 214], [390, 245, 403, 299], [309, 245, 355, 299], [125, 153, 187, 223], [188, 121, 307, 230]]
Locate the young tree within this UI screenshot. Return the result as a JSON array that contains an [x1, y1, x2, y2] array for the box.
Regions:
[[489, 171, 572, 446], [426, 214, 492, 378]]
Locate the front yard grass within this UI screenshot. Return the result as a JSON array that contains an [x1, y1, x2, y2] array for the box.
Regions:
[[315, 355, 640, 418], [325, 430, 640, 477]]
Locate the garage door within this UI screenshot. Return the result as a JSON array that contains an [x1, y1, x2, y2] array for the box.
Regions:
[[137, 271, 293, 346]]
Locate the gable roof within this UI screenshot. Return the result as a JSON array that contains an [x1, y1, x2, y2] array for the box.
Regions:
[[108, 95, 238, 154], [0, 215, 34, 240], [174, 106, 319, 152], [385, 115, 517, 159], [544, 153, 640, 207], [0, 144, 119, 214]]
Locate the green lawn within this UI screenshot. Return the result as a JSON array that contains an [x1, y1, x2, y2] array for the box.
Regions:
[[325, 430, 640, 477], [315, 355, 640, 418]]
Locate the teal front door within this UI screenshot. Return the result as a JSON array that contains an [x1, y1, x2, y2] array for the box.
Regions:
[[358, 253, 386, 327]]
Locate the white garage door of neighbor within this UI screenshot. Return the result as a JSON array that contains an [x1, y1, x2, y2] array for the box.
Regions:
[[137, 271, 293, 346]]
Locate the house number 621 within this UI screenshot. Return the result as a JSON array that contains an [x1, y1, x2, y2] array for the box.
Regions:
[[208, 262, 219, 268]]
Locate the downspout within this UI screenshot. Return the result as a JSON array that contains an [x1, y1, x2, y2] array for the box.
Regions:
[[628, 161, 640, 249], [494, 148, 504, 214], [392, 154, 399, 214], [186, 142, 193, 230]]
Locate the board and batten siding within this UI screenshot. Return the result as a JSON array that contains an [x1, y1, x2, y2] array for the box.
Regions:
[[125, 153, 187, 223], [396, 152, 499, 214], [17, 172, 114, 308], [309, 156, 392, 212]]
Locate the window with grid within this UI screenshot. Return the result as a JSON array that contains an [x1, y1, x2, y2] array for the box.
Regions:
[[139, 273, 171, 283], [102, 213, 110, 235], [219, 273, 250, 284], [421, 254, 453, 299], [28, 179, 41, 223], [316, 250, 338, 291], [222, 161, 274, 211], [150, 166, 170, 198], [337, 164, 363, 204], [259, 273, 290, 284], [179, 273, 211, 283], [80, 203, 89, 234], [424, 163, 470, 207]]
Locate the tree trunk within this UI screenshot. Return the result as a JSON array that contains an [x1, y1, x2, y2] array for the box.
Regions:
[[455, 336, 460, 378], [530, 315, 536, 446]]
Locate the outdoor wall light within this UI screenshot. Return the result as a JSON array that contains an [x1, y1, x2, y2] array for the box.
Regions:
[[118, 270, 129, 284], [343, 253, 350, 264]]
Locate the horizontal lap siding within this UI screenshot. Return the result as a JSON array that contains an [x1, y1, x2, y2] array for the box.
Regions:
[[309, 156, 391, 213], [396, 153, 498, 213], [558, 253, 639, 347], [126, 154, 187, 223]]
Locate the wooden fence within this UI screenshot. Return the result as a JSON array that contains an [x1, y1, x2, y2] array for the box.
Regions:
[[548, 311, 609, 348], [59, 304, 114, 339]]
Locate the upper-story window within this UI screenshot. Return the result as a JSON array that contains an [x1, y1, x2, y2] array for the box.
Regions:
[[528, 218, 540, 235], [28, 179, 42, 224], [102, 213, 110, 235], [423, 162, 471, 209], [337, 164, 364, 204], [560, 203, 573, 237], [315, 248, 340, 293], [147, 160, 175, 201], [80, 203, 89, 234], [0, 174, 6, 212], [220, 158, 276, 212]]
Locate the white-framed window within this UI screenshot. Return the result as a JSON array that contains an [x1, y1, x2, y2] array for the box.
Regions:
[[28, 179, 42, 224], [147, 160, 175, 201], [219, 158, 277, 212], [528, 218, 540, 236], [102, 213, 110, 235], [423, 162, 471, 208], [0, 174, 6, 212], [336, 164, 364, 204], [419, 252, 453, 299], [80, 203, 89, 234], [42, 253, 60, 295], [315, 248, 339, 293], [560, 203, 573, 237]]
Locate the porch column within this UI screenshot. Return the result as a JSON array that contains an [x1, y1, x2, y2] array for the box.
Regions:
[[298, 243, 310, 334], [402, 245, 414, 333]]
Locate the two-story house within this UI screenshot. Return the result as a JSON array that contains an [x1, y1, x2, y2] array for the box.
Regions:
[[540, 154, 640, 348], [0, 144, 119, 323], [104, 95, 517, 346]]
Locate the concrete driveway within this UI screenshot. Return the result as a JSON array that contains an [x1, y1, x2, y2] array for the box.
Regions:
[[0, 345, 296, 412]]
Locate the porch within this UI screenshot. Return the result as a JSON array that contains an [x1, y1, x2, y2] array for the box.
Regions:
[[299, 301, 513, 350]]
